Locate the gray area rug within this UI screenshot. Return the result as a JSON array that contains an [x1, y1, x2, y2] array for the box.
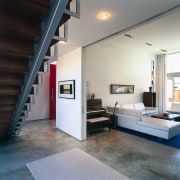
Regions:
[[27, 148, 130, 180]]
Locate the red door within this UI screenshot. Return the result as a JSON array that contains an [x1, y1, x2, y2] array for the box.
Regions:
[[49, 64, 56, 120]]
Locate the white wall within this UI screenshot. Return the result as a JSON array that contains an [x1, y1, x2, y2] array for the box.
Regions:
[[26, 74, 50, 121], [85, 40, 155, 107], [56, 48, 86, 141]]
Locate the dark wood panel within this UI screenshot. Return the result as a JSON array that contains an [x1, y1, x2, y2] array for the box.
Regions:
[[0, 58, 29, 73], [0, 13, 41, 42], [0, 86, 21, 95], [0, 112, 13, 119], [0, 36, 34, 55], [0, 96, 18, 105], [0, 0, 50, 21], [0, 73, 24, 85], [143, 92, 156, 107], [0, 128, 8, 136], [0, 104, 16, 112]]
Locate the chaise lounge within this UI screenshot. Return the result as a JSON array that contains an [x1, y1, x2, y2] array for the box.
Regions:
[[107, 102, 180, 139]]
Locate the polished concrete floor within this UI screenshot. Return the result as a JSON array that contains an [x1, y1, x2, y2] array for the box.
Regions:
[[1, 119, 180, 180]]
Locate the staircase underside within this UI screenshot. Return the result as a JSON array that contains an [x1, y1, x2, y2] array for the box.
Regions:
[[0, 0, 71, 140]]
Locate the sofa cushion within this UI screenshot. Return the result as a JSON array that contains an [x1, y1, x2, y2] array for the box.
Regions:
[[107, 105, 121, 114], [141, 110, 158, 116], [134, 103, 145, 110], [138, 116, 180, 131], [106, 103, 158, 117], [121, 108, 141, 117], [121, 104, 134, 110]]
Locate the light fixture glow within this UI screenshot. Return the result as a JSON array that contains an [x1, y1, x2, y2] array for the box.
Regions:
[[50, 61, 57, 65], [59, 40, 68, 44], [97, 11, 111, 20]]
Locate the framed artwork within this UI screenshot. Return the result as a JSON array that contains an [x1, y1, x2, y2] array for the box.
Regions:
[[110, 84, 134, 94], [58, 80, 75, 99]]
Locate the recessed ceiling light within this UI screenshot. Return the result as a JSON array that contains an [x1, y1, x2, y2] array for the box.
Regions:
[[97, 11, 111, 20], [124, 34, 134, 38], [145, 42, 153, 46], [161, 49, 167, 52]]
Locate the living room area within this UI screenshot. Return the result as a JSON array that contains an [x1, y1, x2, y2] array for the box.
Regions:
[[55, 7, 180, 142], [84, 8, 180, 140], [2, 1, 180, 179]]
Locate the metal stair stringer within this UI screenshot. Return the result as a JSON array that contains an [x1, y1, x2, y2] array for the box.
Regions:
[[15, 39, 58, 129], [8, 0, 70, 138], [10, 0, 81, 136]]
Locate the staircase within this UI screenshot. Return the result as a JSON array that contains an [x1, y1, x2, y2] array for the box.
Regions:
[[0, 0, 74, 140]]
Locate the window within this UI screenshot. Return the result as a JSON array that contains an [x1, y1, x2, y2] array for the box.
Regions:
[[166, 53, 180, 111]]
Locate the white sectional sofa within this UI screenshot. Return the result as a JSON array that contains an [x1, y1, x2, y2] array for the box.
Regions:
[[107, 102, 158, 118], [138, 116, 180, 139], [107, 102, 180, 139]]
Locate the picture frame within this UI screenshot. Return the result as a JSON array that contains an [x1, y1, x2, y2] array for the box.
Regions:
[[110, 84, 134, 94], [58, 80, 75, 99]]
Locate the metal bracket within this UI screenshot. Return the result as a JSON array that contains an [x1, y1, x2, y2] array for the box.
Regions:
[[64, 0, 80, 19], [44, 43, 58, 60], [53, 22, 68, 42]]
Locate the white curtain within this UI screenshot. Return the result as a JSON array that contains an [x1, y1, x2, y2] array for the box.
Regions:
[[156, 54, 167, 113]]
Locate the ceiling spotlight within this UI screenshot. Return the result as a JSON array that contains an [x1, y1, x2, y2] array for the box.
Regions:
[[124, 34, 134, 38], [97, 11, 111, 20], [145, 42, 153, 46]]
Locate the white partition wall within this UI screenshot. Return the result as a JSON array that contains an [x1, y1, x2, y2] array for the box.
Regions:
[[56, 48, 86, 141], [84, 41, 155, 106]]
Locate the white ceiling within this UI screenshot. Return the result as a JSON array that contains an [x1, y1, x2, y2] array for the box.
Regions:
[[111, 9, 180, 54], [57, 0, 180, 56]]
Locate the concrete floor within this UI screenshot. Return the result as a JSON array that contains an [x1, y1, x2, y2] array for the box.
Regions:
[[0, 119, 180, 180]]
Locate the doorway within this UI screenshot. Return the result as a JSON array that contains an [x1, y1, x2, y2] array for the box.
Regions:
[[49, 64, 56, 120]]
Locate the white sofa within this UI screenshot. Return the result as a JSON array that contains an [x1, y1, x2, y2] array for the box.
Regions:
[[107, 102, 180, 139], [107, 102, 158, 117]]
